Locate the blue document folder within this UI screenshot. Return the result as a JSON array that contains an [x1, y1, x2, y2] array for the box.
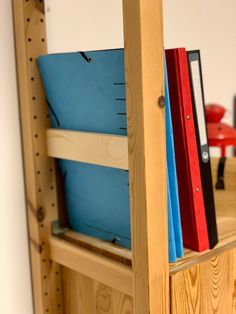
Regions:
[[165, 59, 184, 259], [38, 49, 183, 261]]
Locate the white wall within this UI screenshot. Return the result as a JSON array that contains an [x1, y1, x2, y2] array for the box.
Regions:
[[164, 0, 236, 156], [0, 1, 33, 314]]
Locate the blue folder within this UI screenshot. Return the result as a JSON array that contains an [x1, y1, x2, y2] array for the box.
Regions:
[[38, 49, 183, 261], [164, 58, 184, 260]]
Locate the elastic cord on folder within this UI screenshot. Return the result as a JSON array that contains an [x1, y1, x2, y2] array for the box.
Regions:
[[79, 51, 92, 63], [47, 101, 60, 127]]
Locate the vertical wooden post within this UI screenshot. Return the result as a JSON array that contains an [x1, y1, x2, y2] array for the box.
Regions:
[[12, 1, 63, 313], [123, 0, 169, 313]]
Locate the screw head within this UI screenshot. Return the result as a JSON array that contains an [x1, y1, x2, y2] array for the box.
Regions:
[[158, 96, 165, 108]]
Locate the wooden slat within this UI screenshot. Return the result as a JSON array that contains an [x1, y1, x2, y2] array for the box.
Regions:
[[122, 0, 169, 313], [12, 1, 63, 313], [58, 230, 132, 266], [47, 129, 128, 169], [49, 236, 134, 296], [170, 248, 236, 314]]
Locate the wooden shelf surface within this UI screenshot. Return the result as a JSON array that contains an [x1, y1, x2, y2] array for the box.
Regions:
[[52, 159, 236, 276]]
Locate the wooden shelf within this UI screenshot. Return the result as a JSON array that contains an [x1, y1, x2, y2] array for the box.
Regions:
[[170, 157, 236, 274], [170, 215, 236, 274], [52, 158, 236, 277]]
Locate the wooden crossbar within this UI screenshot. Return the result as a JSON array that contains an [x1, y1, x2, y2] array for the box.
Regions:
[[47, 129, 128, 169]]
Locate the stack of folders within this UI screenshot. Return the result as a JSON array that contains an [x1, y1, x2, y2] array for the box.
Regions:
[[37, 48, 217, 265], [38, 49, 184, 263], [165, 48, 218, 251]]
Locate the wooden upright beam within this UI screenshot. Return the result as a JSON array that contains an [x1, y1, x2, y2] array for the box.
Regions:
[[123, 0, 169, 313], [12, 1, 63, 313]]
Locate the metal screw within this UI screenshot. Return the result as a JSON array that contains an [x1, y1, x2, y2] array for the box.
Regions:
[[158, 96, 165, 108], [196, 187, 200, 192], [37, 207, 45, 222], [187, 115, 191, 120]]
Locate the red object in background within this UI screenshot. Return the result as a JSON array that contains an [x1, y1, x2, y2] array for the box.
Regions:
[[206, 104, 236, 157]]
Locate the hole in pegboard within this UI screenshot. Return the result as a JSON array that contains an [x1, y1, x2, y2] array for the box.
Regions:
[[42, 38, 45, 42], [28, 38, 32, 42], [42, 258, 46, 263], [43, 275, 47, 280], [49, 168, 53, 173], [57, 305, 61, 308], [27, 18, 30, 22], [32, 96, 36, 101], [46, 309, 49, 313], [34, 134, 38, 138], [37, 171, 40, 174], [36, 152, 39, 157], [41, 241, 45, 246], [46, 114, 50, 118], [56, 288, 60, 292], [31, 77, 34, 81], [50, 186, 54, 190], [51, 203, 55, 207], [44, 292, 48, 296], [40, 224, 44, 228], [38, 188, 42, 192], [33, 115, 37, 119], [29, 57, 33, 62], [40, 18, 44, 23], [56, 271, 59, 276]]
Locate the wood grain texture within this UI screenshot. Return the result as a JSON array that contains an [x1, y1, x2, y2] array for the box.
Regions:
[[12, 1, 63, 313], [123, 0, 169, 313], [47, 129, 128, 169], [61, 268, 133, 314], [171, 248, 236, 314], [49, 236, 133, 296]]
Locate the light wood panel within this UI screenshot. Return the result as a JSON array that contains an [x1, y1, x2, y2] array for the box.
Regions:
[[61, 268, 133, 314], [171, 248, 236, 314], [12, 1, 63, 313], [47, 129, 128, 169], [123, 0, 169, 313], [49, 236, 133, 296]]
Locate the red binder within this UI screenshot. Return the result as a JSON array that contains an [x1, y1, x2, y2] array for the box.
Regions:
[[165, 48, 209, 252]]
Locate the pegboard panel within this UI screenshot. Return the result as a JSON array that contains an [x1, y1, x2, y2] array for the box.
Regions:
[[12, 0, 64, 313]]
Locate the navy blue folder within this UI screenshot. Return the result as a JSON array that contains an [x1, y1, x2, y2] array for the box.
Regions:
[[38, 49, 183, 261]]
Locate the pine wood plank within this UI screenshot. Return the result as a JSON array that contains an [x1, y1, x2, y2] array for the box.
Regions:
[[122, 0, 169, 313], [49, 236, 133, 296], [171, 248, 236, 314], [12, 1, 64, 313], [47, 129, 128, 169]]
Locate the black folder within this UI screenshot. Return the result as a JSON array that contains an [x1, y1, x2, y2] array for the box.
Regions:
[[187, 50, 218, 248]]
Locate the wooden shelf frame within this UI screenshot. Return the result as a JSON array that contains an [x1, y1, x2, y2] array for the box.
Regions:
[[13, 0, 168, 313], [13, 0, 236, 313]]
